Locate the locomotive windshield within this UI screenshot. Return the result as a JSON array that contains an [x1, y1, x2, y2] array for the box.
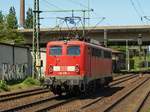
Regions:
[[50, 46, 62, 56], [67, 46, 80, 56]]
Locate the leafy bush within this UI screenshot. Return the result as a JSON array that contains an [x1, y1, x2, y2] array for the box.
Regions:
[[39, 76, 45, 85], [22, 77, 40, 86], [0, 80, 10, 91]]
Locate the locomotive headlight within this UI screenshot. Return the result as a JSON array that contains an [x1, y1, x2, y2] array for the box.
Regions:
[[75, 64, 80, 73], [53, 66, 60, 71], [67, 66, 75, 71]]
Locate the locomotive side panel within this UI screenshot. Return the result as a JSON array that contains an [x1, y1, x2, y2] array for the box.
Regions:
[[84, 45, 91, 77], [85, 44, 112, 83]]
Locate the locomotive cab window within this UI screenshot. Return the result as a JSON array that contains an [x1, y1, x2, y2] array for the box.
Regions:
[[104, 51, 111, 58], [92, 47, 102, 57], [67, 46, 80, 56], [49, 46, 62, 56]]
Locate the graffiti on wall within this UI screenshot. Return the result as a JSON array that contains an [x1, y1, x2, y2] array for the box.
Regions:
[[2, 63, 28, 80]]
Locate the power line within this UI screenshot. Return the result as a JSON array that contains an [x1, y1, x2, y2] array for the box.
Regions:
[[65, 0, 89, 9], [129, 0, 146, 24], [41, 0, 63, 10], [143, 16, 150, 23], [64, 0, 108, 26], [39, 0, 109, 27], [130, 0, 142, 18], [132, 0, 149, 24], [135, 0, 145, 15]]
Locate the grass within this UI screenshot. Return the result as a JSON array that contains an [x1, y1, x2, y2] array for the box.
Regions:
[[0, 80, 10, 92], [130, 56, 150, 71], [0, 77, 41, 92], [9, 77, 40, 91], [147, 108, 150, 112]]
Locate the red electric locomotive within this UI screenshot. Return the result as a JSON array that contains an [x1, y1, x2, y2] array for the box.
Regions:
[[45, 39, 113, 95]]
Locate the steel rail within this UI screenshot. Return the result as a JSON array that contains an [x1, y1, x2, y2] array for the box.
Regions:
[[0, 95, 57, 112], [0, 87, 43, 98], [0, 88, 50, 102], [70, 74, 139, 112], [103, 78, 150, 112], [110, 75, 137, 86], [113, 74, 135, 81], [133, 90, 150, 112]]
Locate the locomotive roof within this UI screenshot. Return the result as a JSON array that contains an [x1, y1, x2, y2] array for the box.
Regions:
[[47, 40, 111, 52]]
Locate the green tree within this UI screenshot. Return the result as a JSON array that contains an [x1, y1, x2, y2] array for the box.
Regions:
[[0, 11, 5, 41], [0, 11, 4, 24], [0, 11, 4, 30], [0, 9, 24, 44], [110, 46, 126, 52], [6, 7, 18, 29], [25, 8, 33, 29], [0, 27, 24, 44]]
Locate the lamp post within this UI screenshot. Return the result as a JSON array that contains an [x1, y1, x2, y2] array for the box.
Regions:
[[126, 40, 130, 71], [137, 34, 142, 76], [104, 29, 107, 47]]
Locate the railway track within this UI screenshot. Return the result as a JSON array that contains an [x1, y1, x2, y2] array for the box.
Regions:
[[0, 95, 57, 112], [49, 74, 140, 112], [0, 87, 50, 102], [110, 74, 137, 86], [0, 95, 76, 112], [103, 77, 150, 112], [0, 74, 141, 112], [113, 74, 136, 81], [69, 77, 149, 112], [134, 90, 150, 112], [0, 87, 43, 98], [68, 74, 139, 112]]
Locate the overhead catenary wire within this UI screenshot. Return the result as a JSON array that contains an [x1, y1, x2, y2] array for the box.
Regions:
[[84, 17, 106, 37], [129, 0, 146, 24], [66, 0, 89, 9], [39, 0, 64, 23], [143, 16, 150, 22], [39, 0, 110, 27], [135, 0, 145, 15], [39, 0, 112, 27], [134, 0, 149, 24], [41, 0, 63, 10], [65, 0, 108, 25], [66, 0, 103, 17], [40, 0, 73, 27], [130, 0, 142, 18]]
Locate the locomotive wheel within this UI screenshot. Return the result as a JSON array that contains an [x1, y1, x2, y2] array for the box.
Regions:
[[52, 86, 62, 96], [92, 81, 96, 93], [85, 82, 96, 96], [57, 87, 63, 96], [73, 86, 80, 96], [57, 91, 62, 96]]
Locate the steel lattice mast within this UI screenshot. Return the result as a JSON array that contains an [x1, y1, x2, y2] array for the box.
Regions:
[[32, 0, 41, 78]]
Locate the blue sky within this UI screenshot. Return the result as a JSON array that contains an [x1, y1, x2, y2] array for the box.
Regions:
[[0, 0, 150, 28]]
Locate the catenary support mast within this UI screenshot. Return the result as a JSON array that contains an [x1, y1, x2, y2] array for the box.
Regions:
[[32, 0, 41, 78]]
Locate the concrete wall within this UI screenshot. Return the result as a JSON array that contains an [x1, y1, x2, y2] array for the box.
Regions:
[[0, 43, 32, 81]]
